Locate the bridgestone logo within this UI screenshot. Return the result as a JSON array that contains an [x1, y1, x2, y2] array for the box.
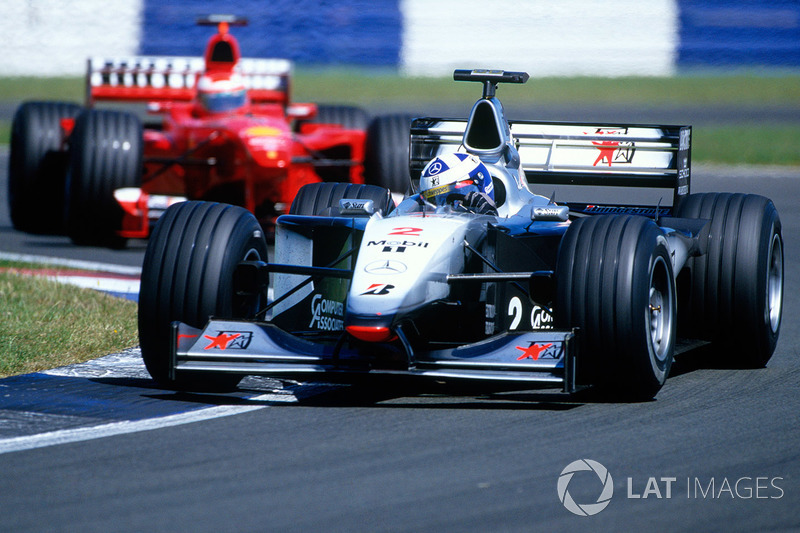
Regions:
[[584, 205, 668, 216]]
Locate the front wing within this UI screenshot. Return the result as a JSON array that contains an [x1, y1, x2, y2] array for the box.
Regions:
[[171, 319, 579, 392]]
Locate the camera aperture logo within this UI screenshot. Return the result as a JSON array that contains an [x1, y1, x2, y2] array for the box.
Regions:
[[557, 460, 785, 517], [557, 459, 614, 516]]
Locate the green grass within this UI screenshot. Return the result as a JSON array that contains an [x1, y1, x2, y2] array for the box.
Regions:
[[0, 262, 139, 378], [0, 76, 84, 102], [291, 70, 800, 107], [692, 124, 800, 166], [3, 70, 798, 107], [1, 72, 799, 164]]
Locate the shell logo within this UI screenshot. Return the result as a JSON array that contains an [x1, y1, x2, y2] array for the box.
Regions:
[[245, 126, 282, 137]]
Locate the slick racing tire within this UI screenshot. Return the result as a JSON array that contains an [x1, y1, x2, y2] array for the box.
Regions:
[[364, 114, 414, 193], [289, 182, 395, 216], [311, 104, 370, 130], [138, 201, 269, 390], [556, 214, 677, 400], [674, 193, 783, 367], [299, 105, 370, 182], [65, 109, 142, 247], [8, 101, 82, 233]]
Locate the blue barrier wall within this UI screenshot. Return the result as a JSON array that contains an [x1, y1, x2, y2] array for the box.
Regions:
[[139, 0, 402, 66], [3, 0, 798, 76], [139, 0, 799, 73], [677, 0, 800, 68]]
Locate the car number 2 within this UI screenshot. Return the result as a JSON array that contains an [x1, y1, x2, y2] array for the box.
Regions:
[[507, 296, 554, 330]]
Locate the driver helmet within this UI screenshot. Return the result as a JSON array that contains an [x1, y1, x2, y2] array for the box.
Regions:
[[419, 152, 494, 207], [196, 72, 248, 114]]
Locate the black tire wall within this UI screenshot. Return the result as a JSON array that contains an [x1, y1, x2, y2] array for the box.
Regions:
[[8, 101, 82, 233], [66, 109, 142, 246], [289, 182, 394, 216], [364, 114, 414, 193], [674, 192, 783, 367], [556, 214, 676, 399], [311, 105, 370, 130], [138, 201, 268, 387]]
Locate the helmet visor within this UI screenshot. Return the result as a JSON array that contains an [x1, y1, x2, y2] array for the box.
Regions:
[[420, 178, 481, 207], [200, 88, 247, 113]]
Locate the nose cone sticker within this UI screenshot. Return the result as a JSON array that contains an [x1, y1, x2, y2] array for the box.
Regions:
[[360, 283, 395, 295], [364, 260, 407, 275]]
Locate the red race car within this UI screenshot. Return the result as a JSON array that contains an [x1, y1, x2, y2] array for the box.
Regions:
[[8, 15, 409, 246]]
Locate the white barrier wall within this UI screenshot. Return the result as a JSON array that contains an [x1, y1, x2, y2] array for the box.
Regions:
[[3, 0, 792, 77], [1, 0, 142, 76], [400, 0, 679, 77]]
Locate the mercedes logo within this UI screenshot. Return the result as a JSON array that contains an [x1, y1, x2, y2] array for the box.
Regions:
[[427, 161, 443, 175], [364, 260, 407, 275]]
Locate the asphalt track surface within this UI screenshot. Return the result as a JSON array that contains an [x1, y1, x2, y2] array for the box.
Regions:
[[1, 149, 800, 531]]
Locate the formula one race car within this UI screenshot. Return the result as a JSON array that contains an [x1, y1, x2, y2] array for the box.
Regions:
[[137, 69, 783, 400], [8, 15, 408, 246]]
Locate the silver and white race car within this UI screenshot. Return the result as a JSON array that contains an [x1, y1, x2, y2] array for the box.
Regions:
[[137, 69, 783, 400]]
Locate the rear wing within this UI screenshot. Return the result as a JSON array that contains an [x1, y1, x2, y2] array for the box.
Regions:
[[410, 118, 691, 208], [86, 56, 292, 106]]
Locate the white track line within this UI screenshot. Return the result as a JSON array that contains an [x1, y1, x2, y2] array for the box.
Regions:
[[0, 251, 142, 276], [0, 349, 304, 455], [0, 393, 296, 455]]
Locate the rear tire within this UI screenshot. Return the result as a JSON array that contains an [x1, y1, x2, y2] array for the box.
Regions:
[[311, 105, 369, 130], [65, 109, 142, 247], [138, 201, 269, 389], [8, 101, 82, 233], [289, 182, 394, 216], [674, 193, 783, 367], [556, 215, 676, 400], [364, 114, 414, 193]]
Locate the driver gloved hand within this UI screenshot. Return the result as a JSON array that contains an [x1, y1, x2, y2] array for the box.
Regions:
[[464, 191, 497, 215]]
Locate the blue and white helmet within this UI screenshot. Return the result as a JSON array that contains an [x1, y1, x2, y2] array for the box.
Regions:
[[419, 152, 494, 206]]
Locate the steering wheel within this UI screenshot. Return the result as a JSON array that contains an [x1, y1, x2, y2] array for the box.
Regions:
[[445, 193, 473, 213]]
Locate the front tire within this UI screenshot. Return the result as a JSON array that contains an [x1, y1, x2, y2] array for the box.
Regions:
[[556, 215, 676, 400], [138, 201, 269, 389], [65, 109, 142, 247], [289, 182, 394, 216], [311, 105, 369, 130], [674, 193, 783, 367]]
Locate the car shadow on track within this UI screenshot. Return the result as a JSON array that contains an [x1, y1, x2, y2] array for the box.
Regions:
[[273, 375, 597, 410], [291, 385, 586, 410], [671, 343, 762, 375], [90, 344, 735, 411], [89, 376, 293, 408], [90, 375, 588, 410]]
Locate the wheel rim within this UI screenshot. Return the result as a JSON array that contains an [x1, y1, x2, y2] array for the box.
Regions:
[[648, 256, 674, 363], [767, 233, 783, 333]]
